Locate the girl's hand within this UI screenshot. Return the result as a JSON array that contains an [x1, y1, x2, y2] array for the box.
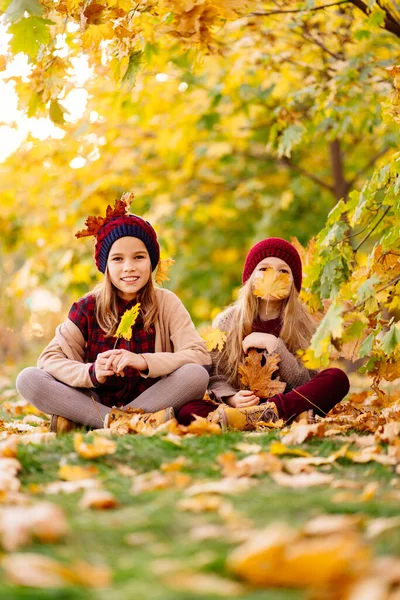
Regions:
[[242, 332, 278, 354], [104, 349, 148, 376], [94, 350, 122, 384], [226, 390, 260, 408]]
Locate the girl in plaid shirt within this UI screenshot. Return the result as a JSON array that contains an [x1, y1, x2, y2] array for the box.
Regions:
[[16, 196, 210, 433]]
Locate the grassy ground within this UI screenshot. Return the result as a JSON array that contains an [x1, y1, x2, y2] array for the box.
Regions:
[[0, 371, 399, 599]]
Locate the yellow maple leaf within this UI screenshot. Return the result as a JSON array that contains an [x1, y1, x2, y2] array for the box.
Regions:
[[114, 302, 141, 342], [81, 24, 115, 50], [155, 258, 175, 285], [74, 433, 116, 459], [252, 267, 291, 300], [200, 326, 227, 351]]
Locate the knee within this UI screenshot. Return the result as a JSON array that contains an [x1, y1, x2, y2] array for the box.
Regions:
[[16, 367, 48, 403], [322, 368, 350, 399], [176, 364, 210, 390]]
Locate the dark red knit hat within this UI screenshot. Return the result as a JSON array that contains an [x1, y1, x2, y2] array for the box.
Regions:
[[242, 238, 302, 291], [75, 196, 160, 274]]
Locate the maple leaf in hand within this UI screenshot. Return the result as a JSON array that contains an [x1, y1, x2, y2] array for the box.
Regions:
[[252, 267, 291, 300], [155, 258, 175, 285], [238, 350, 286, 398], [114, 303, 141, 342]]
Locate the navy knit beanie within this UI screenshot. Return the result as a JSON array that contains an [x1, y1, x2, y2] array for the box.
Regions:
[[95, 215, 160, 274]]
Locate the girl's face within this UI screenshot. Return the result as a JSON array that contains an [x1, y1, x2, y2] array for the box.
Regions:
[[107, 236, 151, 301], [252, 256, 293, 301]]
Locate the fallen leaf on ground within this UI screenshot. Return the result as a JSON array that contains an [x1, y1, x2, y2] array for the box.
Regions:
[[2, 553, 112, 588], [375, 422, 400, 444], [228, 522, 370, 588], [346, 447, 396, 466], [162, 570, 244, 596], [45, 479, 100, 494], [185, 477, 255, 496], [234, 442, 262, 454], [0, 502, 68, 551], [271, 472, 334, 488], [131, 470, 191, 494], [302, 514, 363, 536], [80, 489, 118, 509], [281, 422, 325, 445], [365, 516, 400, 539], [269, 441, 311, 457], [160, 456, 187, 472], [74, 433, 116, 459], [178, 495, 228, 513], [58, 464, 98, 481], [189, 524, 228, 541], [218, 451, 282, 477], [185, 416, 222, 435], [238, 351, 286, 398]]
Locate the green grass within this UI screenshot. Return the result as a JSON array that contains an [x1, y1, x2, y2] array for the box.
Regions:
[[0, 429, 398, 599]]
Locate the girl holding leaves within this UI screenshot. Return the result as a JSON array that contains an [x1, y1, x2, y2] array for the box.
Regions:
[[17, 195, 210, 433], [178, 238, 349, 429]]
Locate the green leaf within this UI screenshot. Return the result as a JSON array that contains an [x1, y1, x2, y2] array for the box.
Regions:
[[49, 99, 66, 125], [5, 0, 43, 22], [9, 16, 52, 59], [310, 303, 343, 357], [356, 274, 379, 303], [359, 332, 374, 358], [114, 303, 141, 341], [277, 124, 306, 158], [381, 324, 400, 355], [121, 51, 144, 90]]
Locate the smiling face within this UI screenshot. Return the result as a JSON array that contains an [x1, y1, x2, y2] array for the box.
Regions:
[[252, 256, 293, 302], [107, 236, 151, 301]]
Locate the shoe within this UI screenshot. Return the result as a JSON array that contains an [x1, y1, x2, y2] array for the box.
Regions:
[[50, 415, 80, 434], [107, 406, 175, 433], [206, 403, 279, 432]]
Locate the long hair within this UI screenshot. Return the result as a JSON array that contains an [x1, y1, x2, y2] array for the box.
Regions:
[[216, 276, 317, 387], [91, 269, 159, 337]]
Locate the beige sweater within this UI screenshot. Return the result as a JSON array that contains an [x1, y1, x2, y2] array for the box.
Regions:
[[209, 306, 318, 402], [37, 288, 211, 389]]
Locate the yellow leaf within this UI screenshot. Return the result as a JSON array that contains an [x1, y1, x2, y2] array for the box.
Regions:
[[269, 441, 311, 457], [74, 433, 116, 459], [252, 267, 291, 300], [114, 303, 141, 341], [200, 326, 227, 351], [155, 258, 175, 285], [58, 464, 98, 481], [186, 415, 222, 435], [81, 24, 115, 50], [79, 488, 118, 509]]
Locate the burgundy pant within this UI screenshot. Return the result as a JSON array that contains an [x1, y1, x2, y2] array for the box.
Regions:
[[176, 368, 350, 425]]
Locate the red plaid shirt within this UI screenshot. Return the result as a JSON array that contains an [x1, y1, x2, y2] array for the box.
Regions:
[[68, 294, 157, 408]]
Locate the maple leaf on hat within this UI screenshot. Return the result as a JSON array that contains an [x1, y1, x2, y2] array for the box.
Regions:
[[238, 350, 286, 398], [253, 267, 291, 300], [75, 196, 131, 239]]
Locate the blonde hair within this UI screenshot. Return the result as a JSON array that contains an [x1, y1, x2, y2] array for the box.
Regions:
[[91, 268, 159, 337], [216, 277, 317, 387]]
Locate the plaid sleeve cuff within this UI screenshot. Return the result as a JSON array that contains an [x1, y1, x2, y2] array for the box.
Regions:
[[89, 363, 101, 387]]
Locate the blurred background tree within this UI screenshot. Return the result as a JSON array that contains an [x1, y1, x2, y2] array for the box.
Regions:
[[0, 0, 399, 379]]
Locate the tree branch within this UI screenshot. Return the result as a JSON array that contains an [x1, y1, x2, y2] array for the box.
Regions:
[[353, 205, 392, 252], [280, 157, 335, 194], [346, 274, 400, 312], [250, 1, 351, 17], [350, 0, 400, 39], [345, 147, 391, 192]]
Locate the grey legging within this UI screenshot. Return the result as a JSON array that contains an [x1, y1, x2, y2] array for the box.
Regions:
[[16, 364, 209, 429]]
